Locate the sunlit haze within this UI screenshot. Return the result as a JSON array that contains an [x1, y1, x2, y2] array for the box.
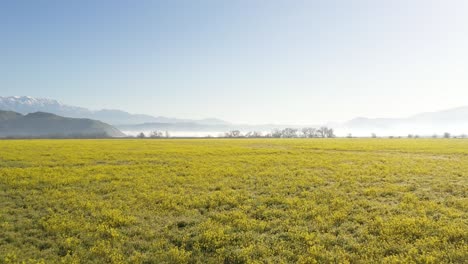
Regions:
[[2, 0, 468, 124]]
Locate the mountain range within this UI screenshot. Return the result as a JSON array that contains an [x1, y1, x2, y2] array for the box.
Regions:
[[0, 96, 229, 126], [0, 110, 125, 138], [342, 107, 468, 136], [1, 96, 468, 136]]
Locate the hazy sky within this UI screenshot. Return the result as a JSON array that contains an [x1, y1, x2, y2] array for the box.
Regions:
[[1, 0, 468, 124]]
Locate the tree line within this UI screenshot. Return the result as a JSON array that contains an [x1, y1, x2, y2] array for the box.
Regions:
[[137, 131, 170, 138], [135, 127, 336, 139], [224, 127, 335, 138], [136, 129, 467, 139]]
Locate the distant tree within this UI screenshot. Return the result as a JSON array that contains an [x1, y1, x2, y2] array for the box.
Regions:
[[149, 131, 163, 138], [408, 134, 413, 138], [432, 134, 438, 138], [317, 127, 327, 138], [460, 134, 467, 139], [301, 127, 317, 138], [415, 135, 420, 138], [316, 127, 335, 138], [443, 132, 451, 138], [225, 130, 241, 138], [271, 129, 282, 138], [325, 128, 335, 138], [253, 131, 263, 137], [246, 131, 262, 138], [137, 132, 146, 138], [281, 128, 298, 138], [165, 131, 170, 138], [371, 133, 377, 138], [233, 130, 241, 137], [347, 133, 353, 138]]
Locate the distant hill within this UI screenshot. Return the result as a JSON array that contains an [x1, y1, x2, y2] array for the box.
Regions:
[[0, 110, 125, 138], [3, 96, 468, 137], [343, 106, 468, 136], [0, 96, 230, 126]]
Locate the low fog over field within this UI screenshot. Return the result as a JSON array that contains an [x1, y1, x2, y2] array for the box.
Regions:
[[2, 96, 468, 138]]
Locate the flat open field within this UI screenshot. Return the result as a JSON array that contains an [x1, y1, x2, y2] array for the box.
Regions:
[[0, 139, 467, 263]]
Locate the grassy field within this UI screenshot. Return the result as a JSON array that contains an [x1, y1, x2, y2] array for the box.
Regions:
[[0, 139, 467, 263]]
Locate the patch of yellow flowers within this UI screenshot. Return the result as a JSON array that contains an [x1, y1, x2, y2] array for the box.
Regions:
[[0, 139, 466, 263]]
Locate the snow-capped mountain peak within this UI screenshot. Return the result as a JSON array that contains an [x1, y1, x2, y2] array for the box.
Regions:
[[0, 96, 231, 126], [1, 96, 62, 107], [0, 96, 86, 116]]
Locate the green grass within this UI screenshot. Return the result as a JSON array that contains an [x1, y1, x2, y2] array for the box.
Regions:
[[0, 139, 467, 263]]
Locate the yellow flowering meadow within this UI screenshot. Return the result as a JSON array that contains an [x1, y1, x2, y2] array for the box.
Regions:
[[0, 139, 466, 263]]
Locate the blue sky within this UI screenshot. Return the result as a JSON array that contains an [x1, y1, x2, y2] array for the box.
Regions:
[[1, 0, 468, 124]]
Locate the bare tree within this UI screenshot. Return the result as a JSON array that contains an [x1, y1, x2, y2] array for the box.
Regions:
[[271, 129, 282, 138], [245, 131, 262, 138], [317, 126, 334, 138], [225, 130, 242, 138], [317, 127, 327, 138], [149, 131, 164, 138], [137, 132, 146, 138], [281, 128, 298, 138], [253, 131, 263, 137], [443, 132, 451, 138], [325, 128, 335, 138], [301, 127, 317, 138]]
